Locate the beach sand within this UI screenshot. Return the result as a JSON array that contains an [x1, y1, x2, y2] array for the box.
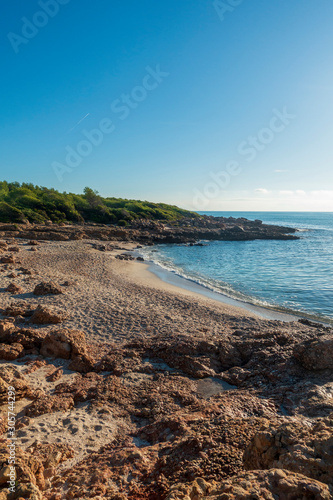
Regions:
[[1, 240, 258, 345], [1, 240, 258, 462], [1, 238, 332, 499]]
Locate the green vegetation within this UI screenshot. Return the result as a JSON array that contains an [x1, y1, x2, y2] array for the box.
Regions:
[[0, 181, 199, 225]]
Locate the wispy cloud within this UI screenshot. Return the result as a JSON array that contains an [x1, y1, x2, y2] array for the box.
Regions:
[[67, 113, 90, 133], [255, 188, 270, 194], [311, 190, 333, 197]]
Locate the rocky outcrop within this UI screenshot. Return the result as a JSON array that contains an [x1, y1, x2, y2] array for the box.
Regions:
[[115, 253, 135, 261], [166, 470, 331, 499], [244, 417, 333, 485], [0, 215, 299, 245], [40, 328, 94, 373], [0, 439, 74, 499], [40, 329, 85, 359]]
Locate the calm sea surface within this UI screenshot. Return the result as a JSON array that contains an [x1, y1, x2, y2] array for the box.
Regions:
[[140, 212, 333, 324]]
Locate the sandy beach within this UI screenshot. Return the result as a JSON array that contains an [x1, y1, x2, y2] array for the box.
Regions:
[[1, 237, 333, 499], [2, 239, 259, 345]]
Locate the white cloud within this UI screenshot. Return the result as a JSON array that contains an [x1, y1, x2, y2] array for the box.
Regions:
[[295, 190, 306, 196], [255, 188, 270, 194], [310, 190, 333, 198]]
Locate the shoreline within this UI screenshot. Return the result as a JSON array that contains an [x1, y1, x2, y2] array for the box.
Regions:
[[129, 248, 332, 326], [144, 260, 299, 322], [128, 249, 302, 323], [118, 258, 259, 320]]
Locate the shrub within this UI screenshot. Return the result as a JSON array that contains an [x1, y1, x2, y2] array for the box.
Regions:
[[0, 181, 200, 225]]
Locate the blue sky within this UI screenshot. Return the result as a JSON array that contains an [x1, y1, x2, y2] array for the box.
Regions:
[[1, 0, 333, 211]]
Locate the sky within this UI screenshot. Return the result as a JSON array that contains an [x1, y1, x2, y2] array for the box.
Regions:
[[1, 0, 333, 211]]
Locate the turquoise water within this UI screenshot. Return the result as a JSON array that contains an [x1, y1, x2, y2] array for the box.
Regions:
[[140, 212, 333, 324]]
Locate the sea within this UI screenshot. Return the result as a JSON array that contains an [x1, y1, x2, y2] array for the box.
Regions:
[[138, 212, 333, 325]]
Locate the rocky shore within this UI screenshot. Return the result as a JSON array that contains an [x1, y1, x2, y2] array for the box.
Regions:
[[0, 235, 332, 500], [0, 214, 298, 246]]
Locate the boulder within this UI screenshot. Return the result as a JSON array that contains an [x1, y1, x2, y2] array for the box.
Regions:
[[0, 343, 24, 361], [19, 267, 33, 275], [0, 320, 16, 339], [25, 394, 74, 417], [294, 335, 333, 370], [40, 329, 93, 373], [0, 255, 15, 264], [5, 282, 23, 294], [116, 254, 135, 261], [2, 302, 35, 317], [40, 330, 74, 359], [13, 328, 48, 350], [68, 353, 95, 373], [0, 367, 33, 402], [33, 281, 63, 295], [29, 305, 66, 325], [47, 367, 63, 382]]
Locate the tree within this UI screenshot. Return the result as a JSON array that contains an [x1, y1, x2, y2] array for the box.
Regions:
[[83, 187, 102, 208]]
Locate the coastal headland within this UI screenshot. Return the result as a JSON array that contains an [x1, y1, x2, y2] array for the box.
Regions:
[[0, 214, 298, 245], [0, 221, 332, 499]]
